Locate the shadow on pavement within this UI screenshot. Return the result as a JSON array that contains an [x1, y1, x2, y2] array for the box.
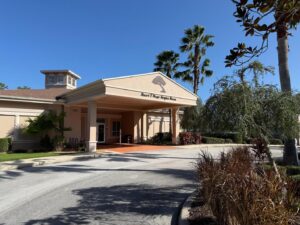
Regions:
[[0, 151, 198, 180], [24, 183, 195, 225]]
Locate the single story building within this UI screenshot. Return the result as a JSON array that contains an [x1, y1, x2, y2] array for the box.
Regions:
[[0, 70, 198, 152]]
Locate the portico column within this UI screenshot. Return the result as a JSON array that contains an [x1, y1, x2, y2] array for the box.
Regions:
[[87, 101, 97, 152], [141, 112, 147, 142], [171, 107, 180, 145]]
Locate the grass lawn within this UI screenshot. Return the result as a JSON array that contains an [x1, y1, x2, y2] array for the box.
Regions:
[[0, 152, 61, 162]]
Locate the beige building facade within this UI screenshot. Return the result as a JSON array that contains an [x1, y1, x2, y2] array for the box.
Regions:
[[0, 70, 197, 152]]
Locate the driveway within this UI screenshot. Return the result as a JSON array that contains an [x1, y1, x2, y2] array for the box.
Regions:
[[0, 146, 283, 225]]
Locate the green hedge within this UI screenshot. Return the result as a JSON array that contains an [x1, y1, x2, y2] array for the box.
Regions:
[[225, 138, 233, 143], [202, 136, 225, 144], [147, 132, 172, 145], [0, 138, 9, 152], [269, 138, 283, 145], [203, 132, 242, 143]]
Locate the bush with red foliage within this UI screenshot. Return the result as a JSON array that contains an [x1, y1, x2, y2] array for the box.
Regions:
[[179, 132, 202, 145]]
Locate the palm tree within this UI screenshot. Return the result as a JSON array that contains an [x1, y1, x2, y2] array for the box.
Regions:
[[0, 82, 8, 90], [154, 50, 180, 78], [177, 25, 214, 94], [227, 0, 300, 166], [153, 50, 180, 134], [275, 7, 299, 166]]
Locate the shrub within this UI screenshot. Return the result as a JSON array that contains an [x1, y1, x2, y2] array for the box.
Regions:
[[203, 132, 243, 143], [0, 138, 9, 152], [269, 138, 283, 145], [197, 147, 300, 225], [40, 134, 53, 149], [225, 138, 233, 143], [179, 132, 202, 145], [286, 166, 300, 176], [11, 149, 28, 153], [202, 136, 225, 144], [149, 132, 172, 145]]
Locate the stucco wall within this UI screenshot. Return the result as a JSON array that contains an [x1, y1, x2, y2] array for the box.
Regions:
[[0, 101, 61, 149], [146, 112, 170, 139], [64, 106, 82, 142], [0, 115, 15, 138], [121, 112, 134, 143]]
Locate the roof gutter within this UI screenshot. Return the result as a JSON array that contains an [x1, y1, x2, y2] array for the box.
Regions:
[[0, 95, 64, 105]]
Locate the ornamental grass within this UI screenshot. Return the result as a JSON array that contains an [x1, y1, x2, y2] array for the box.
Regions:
[[196, 146, 300, 225]]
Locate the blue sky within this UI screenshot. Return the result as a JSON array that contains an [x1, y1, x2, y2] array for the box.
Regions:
[[0, 0, 299, 101]]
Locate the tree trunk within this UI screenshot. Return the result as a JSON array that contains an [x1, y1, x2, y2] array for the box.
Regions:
[[193, 45, 200, 94], [277, 32, 291, 92], [283, 139, 299, 166], [276, 21, 299, 166]]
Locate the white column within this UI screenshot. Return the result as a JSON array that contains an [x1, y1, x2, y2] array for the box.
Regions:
[[87, 101, 97, 152], [141, 112, 147, 142], [171, 107, 180, 145]]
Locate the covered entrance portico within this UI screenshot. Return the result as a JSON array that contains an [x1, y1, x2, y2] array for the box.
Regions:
[[58, 72, 198, 152]]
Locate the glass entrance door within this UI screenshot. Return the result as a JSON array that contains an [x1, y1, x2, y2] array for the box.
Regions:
[[97, 123, 105, 143]]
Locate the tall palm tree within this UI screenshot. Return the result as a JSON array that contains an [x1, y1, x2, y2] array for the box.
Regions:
[[275, 5, 299, 166], [228, 0, 300, 166], [177, 25, 214, 94], [154, 50, 180, 78], [153, 50, 180, 134]]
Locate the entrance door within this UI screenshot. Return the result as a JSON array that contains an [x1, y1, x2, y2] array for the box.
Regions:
[[97, 123, 105, 143]]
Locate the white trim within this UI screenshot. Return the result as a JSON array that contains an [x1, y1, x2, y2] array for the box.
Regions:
[[41, 70, 81, 79], [57, 80, 104, 99], [0, 95, 59, 104], [0, 108, 44, 116]]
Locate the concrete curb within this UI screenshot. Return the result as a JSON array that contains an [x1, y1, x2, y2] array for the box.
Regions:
[[176, 144, 250, 149], [178, 191, 197, 225], [0, 153, 102, 171], [176, 144, 288, 149]]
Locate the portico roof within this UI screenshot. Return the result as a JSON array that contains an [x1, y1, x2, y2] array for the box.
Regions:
[[58, 72, 198, 110]]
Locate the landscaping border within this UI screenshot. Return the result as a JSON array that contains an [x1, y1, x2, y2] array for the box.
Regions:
[[177, 190, 197, 225]]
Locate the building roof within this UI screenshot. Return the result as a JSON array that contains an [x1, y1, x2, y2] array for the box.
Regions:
[[0, 88, 70, 101], [40, 70, 81, 79]]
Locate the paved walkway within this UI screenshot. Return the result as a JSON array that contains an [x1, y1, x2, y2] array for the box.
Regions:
[[98, 144, 175, 153]]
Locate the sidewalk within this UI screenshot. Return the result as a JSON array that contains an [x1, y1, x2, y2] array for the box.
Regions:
[[0, 152, 103, 171]]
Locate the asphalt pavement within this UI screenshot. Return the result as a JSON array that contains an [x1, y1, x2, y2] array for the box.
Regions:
[[0, 146, 283, 225]]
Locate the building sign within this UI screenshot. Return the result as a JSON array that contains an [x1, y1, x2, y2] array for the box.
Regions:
[[141, 92, 176, 101]]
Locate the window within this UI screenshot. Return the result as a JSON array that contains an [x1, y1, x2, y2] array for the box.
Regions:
[[68, 76, 72, 84], [57, 76, 64, 84], [72, 78, 75, 86], [47, 75, 56, 84], [112, 121, 121, 137]]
